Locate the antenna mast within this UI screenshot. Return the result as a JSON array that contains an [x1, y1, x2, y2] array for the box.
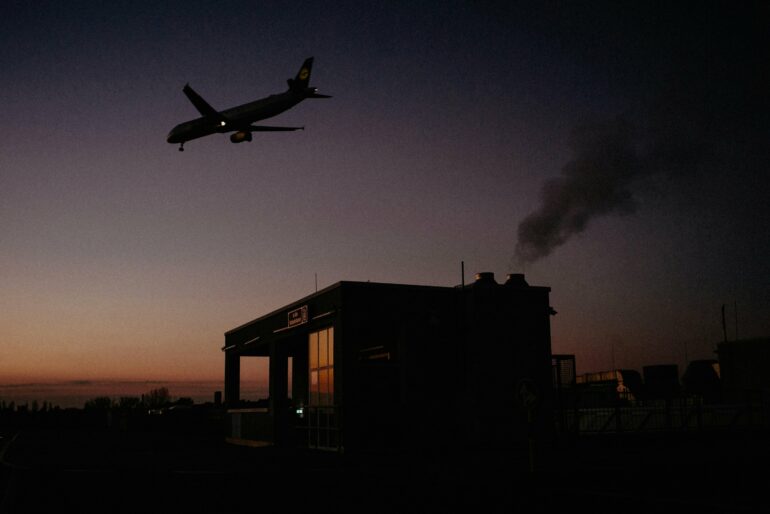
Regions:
[[721, 304, 728, 343]]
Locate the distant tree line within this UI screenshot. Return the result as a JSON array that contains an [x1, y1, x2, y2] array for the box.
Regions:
[[0, 400, 60, 413], [0, 387, 195, 414], [1, 387, 222, 435], [83, 387, 194, 411]]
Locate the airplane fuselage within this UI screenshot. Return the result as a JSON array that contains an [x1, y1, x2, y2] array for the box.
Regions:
[[166, 57, 329, 150], [166, 90, 304, 144]]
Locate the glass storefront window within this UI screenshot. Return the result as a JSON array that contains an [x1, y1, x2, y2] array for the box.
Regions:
[[309, 331, 319, 370], [309, 327, 334, 406], [319, 329, 328, 368]]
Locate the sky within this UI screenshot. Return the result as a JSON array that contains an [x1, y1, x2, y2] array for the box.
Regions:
[[1, 1, 768, 388]]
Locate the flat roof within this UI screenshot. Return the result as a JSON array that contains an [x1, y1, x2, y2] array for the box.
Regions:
[[224, 280, 458, 335], [225, 277, 551, 336]]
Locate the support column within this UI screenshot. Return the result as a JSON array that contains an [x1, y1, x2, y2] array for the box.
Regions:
[[270, 341, 289, 445], [292, 350, 309, 407], [224, 352, 240, 407]]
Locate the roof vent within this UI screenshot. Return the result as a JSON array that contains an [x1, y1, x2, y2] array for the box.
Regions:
[[474, 272, 496, 284], [505, 273, 529, 287]]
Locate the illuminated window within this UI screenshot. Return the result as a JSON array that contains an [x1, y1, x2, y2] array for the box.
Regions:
[[308, 326, 337, 450], [308, 326, 334, 406]]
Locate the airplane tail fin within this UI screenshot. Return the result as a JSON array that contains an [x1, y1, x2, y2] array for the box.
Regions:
[[287, 57, 331, 98], [287, 57, 314, 92]]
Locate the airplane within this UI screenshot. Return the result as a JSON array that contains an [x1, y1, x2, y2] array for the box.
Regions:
[[166, 57, 330, 151]]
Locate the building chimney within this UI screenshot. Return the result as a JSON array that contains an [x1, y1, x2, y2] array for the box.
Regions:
[[504, 273, 529, 287], [474, 272, 496, 284]]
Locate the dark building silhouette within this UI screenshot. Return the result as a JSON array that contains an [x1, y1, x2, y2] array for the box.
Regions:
[[717, 338, 770, 401], [642, 364, 680, 400], [681, 359, 721, 403], [223, 273, 554, 455], [552, 354, 577, 433], [575, 369, 643, 406]]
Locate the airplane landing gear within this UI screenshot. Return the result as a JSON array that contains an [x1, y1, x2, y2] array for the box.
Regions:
[[178, 143, 184, 152]]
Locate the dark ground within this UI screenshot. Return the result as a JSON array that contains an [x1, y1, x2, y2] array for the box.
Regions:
[[1, 426, 768, 513]]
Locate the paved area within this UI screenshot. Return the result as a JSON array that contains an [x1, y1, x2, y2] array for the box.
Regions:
[[1, 428, 767, 513]]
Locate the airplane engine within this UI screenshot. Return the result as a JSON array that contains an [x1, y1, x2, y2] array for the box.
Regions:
[[230, 131, 252, 143]]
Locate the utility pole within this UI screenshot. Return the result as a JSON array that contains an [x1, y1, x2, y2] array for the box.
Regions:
[[610, 337, 616, 371], [721, 304, 728, 343]]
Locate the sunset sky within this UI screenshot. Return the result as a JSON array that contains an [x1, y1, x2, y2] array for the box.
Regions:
[[2, 1, 768, 387]]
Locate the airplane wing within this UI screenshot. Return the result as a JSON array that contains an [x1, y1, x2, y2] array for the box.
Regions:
[[247, 125, 304, 131], [183, 84, 227, 123]]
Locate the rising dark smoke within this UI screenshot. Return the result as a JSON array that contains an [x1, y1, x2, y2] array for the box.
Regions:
[[515, 117, 643, 264], [514, 107, 711, 264], [515, 2, 767, 265], [514, 107, 710, 264]]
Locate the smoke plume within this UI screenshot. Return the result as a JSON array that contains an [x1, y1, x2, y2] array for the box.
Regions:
[[515, 117, 644, 264], [514, 2, 767, 265]]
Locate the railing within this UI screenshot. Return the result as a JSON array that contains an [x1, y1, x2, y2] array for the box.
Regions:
[[555, 396, 769, 434], [226, 408, 273, 444], [303, 406, 340, 451], [225, 406, 342, 450]]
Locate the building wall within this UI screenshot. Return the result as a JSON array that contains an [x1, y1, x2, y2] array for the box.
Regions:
[[463, 276, 553, 447], [223, 275, 554, 454], [718, 338, 770, 399], [340, 283, 463, 451]]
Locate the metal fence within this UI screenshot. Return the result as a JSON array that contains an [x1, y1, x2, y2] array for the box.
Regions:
[[553, 388, 770, 435], [552, 356, 770, 434], [559, 397, 768, 434]]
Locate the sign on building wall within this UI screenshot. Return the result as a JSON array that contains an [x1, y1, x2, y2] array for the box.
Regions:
[[288, 305, 309, 327]]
